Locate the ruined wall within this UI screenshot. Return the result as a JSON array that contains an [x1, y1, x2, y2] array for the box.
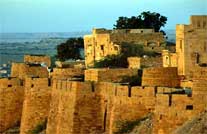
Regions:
[[0, 78, 24, 132], [127, 57, 141, 69], [24, 55, 51, 67], [51, 68, 84, 80], [11, 63, 49, 80], [20, 78, 51, 134], [142, 67, 180, 87], [85, 68, 138, 82]]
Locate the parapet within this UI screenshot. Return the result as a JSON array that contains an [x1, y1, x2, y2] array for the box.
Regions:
[[85, 68, 138, 82], [190, 15, 207, 29], [24, 55, 51, 67], [11, 62, 49, 80], [51, 68, 84, 80], [0, 77, 23, 88], [142, 67, 180, 87]]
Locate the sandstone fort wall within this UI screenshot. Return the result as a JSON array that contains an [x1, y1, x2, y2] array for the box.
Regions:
[[51, 68, 84, 80], [24, 55, 51, 67], [85, 68, 138, 82], [11, 63, 49, 80], [20, 78, 51, 134], [0, 78, 24, 132], [142, 67, 180, 87]]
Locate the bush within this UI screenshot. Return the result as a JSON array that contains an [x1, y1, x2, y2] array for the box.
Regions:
[[29, 119, 47, 134]]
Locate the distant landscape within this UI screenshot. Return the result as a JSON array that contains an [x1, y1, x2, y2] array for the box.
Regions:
[[0, 30, 175, 65]]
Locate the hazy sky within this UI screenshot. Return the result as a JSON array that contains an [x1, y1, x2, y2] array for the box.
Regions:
[[0, 0, 206, 33]]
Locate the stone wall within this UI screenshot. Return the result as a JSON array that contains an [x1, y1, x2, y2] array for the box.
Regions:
[[46, 81, 156, 134], [0, 78, 24, 132], [20, 78, 51, 134], [51, 68, 84, 80], [11, 63, 49, 80], [85, 68, 138, 82], [142, 67, 180, 87], [24, 55, 51, 67]]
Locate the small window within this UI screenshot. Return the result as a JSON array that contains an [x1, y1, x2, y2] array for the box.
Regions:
[[205, 41, 207, 52], [186, 105, 193, 110], [114, 46, 118, 51], [8, 84, 12, 87], [31, 84, 34, 88], [100, 45, 104, 51], [197, 21, 201, 28], [141, 30, 143, 33], [180, 40, 183, 50], [203, 21, 206, 28]]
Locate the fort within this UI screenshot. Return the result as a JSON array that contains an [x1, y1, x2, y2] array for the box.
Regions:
[[0, 15, 207, 134], [84, 28, 165, 67]]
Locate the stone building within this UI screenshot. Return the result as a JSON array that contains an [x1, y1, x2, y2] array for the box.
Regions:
[[163, 16, 207, 78], [84, 28, 165, 67]]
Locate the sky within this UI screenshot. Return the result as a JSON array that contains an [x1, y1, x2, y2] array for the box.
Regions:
[[0, 0, 206, 33]]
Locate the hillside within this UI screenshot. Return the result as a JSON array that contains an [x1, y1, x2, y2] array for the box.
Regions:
[[173, 110, 207, 134]]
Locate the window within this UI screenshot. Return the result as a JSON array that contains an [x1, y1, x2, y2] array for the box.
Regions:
[[114, 46, 118, 51], [8, 84, 12, 87], [186, 105, 193, 110], [180, 40, 183, 50], [203, 21, 206, 28], [100, 45, 104, 51], [197, 21, 201, 28], [205, 41, 207, 52]]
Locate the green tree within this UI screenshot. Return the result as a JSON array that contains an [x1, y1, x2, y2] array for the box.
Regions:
[[114, 11, 167, 32], [56, 37, 84, 61]]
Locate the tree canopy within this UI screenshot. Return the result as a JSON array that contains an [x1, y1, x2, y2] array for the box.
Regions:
[[56, 37, 84, 61], [114, 11, 167, 32]]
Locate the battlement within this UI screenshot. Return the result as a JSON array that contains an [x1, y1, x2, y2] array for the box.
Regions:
[[190, 15, 207, 28], [24, 55, 51, 67]]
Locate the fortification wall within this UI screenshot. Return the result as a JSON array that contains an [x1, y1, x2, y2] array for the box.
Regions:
[[11, 63, 49, 79], [47, 81, 106, 134], [0, 78, 24, 132], [20, 78, 51, 134], [153, 94, 193, 134], [85, 68, 138, 82], [47, 81, 156, 134], [142, 67, 180, 87], [51, 68, 84, 80], [24, 55, 51, 67]]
